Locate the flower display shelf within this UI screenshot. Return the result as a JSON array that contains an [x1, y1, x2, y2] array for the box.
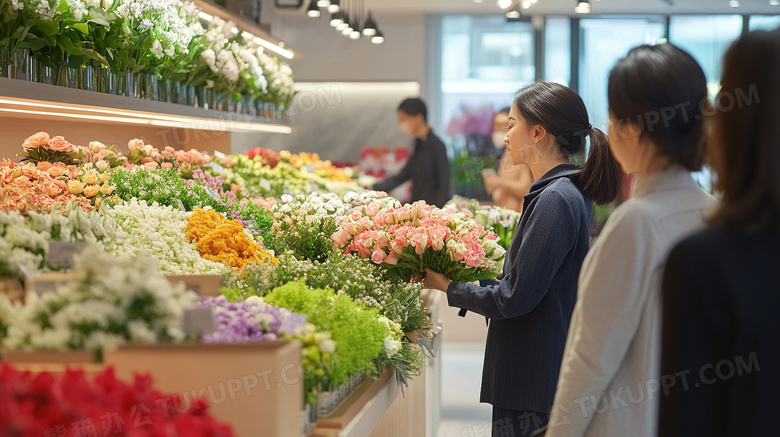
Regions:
[[104, 341, 303, 437], [166, 275, 223, 297], [0, 277, 24, 303], [23, 272, 224, 301], [0, 76, 291, 161], [1, 350, 105, 377], [310, 365, 427, 437]]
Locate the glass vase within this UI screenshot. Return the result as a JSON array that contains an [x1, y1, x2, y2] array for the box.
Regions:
[[79, 66, 95, 91], [139, 74, 158, 100], [8, 48, 32, 81]]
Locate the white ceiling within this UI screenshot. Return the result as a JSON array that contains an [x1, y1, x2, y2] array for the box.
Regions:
[[359, 0, 780, 16]]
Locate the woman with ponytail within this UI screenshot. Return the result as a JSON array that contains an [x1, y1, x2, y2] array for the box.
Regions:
[[422, 81, 622, 437], [546, 44, 717, 437]]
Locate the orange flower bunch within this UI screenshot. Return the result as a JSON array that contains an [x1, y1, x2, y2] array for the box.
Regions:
[[186, 209, 277, 269]]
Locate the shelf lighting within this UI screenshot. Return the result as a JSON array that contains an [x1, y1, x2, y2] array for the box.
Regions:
[[327, 0, 340, 12], [728, 0, 740, 6], [498, 0, 512, 9], [771, 0, 780, 5], [196, 6, 294, 60], [0, 98, 293, 134], [506, 3, 521, 18]]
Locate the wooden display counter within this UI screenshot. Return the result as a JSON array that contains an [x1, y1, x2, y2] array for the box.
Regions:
[[104, 342, 303, 437], [311, 365, 427, 437]]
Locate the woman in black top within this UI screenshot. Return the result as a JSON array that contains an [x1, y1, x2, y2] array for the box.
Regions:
[[422, 82, 623, 437], [659, 28, 780, 437]]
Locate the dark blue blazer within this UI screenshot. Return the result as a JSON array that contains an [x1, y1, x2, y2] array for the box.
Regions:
[[446, 164, 593, 412]]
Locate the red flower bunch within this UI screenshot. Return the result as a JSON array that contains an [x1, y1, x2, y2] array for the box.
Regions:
[[245, 148, 280, 168], [0, 364, 236, 437]]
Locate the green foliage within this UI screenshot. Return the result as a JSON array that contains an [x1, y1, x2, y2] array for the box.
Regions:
[[108, 168, 273, 237], [264, 281, 387, 386]]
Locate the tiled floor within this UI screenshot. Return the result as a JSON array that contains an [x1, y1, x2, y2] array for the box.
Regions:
[[438, 344, 492, 437]]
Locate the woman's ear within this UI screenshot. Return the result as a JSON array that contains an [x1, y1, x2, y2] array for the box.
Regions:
[[532, 124, 548, 144]]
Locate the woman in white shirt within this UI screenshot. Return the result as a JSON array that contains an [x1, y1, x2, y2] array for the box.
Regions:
[[545, 43, 717, 437]]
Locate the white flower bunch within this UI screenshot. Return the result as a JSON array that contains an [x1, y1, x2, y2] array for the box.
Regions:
[[377, 316, 403, 358], [2, 245, 199, 355], [115, 0, 202, 59], [105, 199, 228, 276], [202, 17, 241, 84], [12, 0, 57, 18]]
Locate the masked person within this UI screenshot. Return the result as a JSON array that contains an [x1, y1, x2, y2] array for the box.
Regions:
[[373, 98, 451, 207]]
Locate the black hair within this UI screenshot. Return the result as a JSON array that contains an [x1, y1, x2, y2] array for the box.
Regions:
[[514, 82, 623, 205], [608, 43, 709, 171], [398, 98, 428, 123]]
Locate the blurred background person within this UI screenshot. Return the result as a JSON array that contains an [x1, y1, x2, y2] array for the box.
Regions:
[[373, 98, 451, 207], [483, 107, 536, 213], [659, 28, 780, 437]]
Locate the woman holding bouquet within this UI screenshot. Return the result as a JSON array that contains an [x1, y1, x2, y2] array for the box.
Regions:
[[423, 82, 623, 437]]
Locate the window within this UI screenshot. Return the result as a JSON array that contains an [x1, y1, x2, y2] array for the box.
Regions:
[[440, 15, 536, 134], [578, 17, 666, 132], [545, 16, 571, 86], [669, 15, 743, 84], [749, 15, 780, 31]]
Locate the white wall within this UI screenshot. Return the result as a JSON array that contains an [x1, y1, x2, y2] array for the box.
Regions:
[[231, 81, 420, 163], [277, 14, 426, 84], [230, 3, 430, 159]]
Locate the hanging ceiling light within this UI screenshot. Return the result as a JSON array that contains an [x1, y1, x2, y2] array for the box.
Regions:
[[371, 28, 384, 44], [327, 0, 340, 13], [771, 0, 780, 5], [342, 17, 354, 35], [575, 0, 591, 13], [497, 0, 512, 8], [505, 2, 521, 18], [330, 12, 344, 26], [306, 0, 320, 17], [316, 0, 330, 7], [337, 14, 349, 31], [362, 12, 377, 36]]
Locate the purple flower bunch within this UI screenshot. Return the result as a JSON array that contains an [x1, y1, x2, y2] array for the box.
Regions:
[[195, 296, 308, 344]]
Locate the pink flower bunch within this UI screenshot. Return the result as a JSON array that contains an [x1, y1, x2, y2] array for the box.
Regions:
[[76, 141, 126, 168], [332, 200, 506, 282], [0, 160, 93, 213], [125, 139, 208, 173], [17, 132, 81, 165]]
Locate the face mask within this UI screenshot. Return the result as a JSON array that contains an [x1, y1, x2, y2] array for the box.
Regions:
[[492, 132, 507, 149], [400, 121, 415, 136]]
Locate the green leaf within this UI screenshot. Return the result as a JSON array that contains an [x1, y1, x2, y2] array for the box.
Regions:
[[72, 22, 88, 35], [32, 20, 58, 37]]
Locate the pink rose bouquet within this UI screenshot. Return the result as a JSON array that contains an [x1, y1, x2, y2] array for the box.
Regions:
[[333, 200, 506, 282], [16, 132, 82, 165]]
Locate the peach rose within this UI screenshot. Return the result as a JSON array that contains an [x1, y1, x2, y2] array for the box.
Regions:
[[89, 141, 106, 153], [83, 173, 98, 185], [123, 161, 135, 169], [47, 136, 74, 153], [160, 162, 173, 170], [95, 160, 109, 171], [140, 157, 153, 164], [83, 185, 99, 197], [36, 162, 52, 171], [67, 180, 85, 194], [143, 162, 159, 170], [46, 184, 61, 197], [100, 184, 115, 195], [100, 173, 109, 183], [47, 166, 66, 178], [128, 138, 144, 151], [22, 132, 50, 150]]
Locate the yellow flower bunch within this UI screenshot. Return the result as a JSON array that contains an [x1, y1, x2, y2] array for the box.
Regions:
[[186, 209, 277, 269]]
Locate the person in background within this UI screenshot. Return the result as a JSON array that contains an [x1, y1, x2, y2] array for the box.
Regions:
[[659, 28, 780, 437], [372, 98, 451, 207], [546, 44, 717, 437], [422, 82, 623, 437], [484, 107, 536, 212]]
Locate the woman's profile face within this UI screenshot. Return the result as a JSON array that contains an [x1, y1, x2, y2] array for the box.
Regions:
[[506, 104, 536, 165]]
